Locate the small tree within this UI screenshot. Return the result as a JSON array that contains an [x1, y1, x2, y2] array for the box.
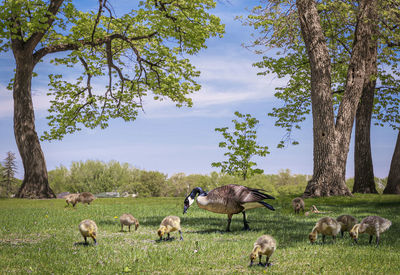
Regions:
[[2, 152, 17, 196], [212, 111, 269, 180]]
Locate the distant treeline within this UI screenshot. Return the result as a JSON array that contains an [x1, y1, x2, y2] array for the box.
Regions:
[[48, 160, 387, 197]]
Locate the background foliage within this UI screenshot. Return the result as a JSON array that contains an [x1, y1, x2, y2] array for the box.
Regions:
[[45, 160, 387, 197]]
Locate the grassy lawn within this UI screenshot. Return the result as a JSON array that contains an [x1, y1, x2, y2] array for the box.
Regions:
[[0, 194, 399, 274]]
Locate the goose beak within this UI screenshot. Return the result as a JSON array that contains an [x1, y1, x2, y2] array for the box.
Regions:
[[183, 204, 189, 214]]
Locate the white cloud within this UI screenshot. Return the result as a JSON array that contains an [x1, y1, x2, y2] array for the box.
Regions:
[[138, 55, 285, 118], [0, 52, 287, 120]]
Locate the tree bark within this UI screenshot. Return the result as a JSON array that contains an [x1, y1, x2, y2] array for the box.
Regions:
[[12, 49, 55, 199], [8, 1, 64, 199], [383, 129, 400, 194], [297, 0, 377, 197], [353, 33, 378, 194]]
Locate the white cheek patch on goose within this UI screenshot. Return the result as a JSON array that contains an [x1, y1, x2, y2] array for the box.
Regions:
[[188, 197, 195, 206]]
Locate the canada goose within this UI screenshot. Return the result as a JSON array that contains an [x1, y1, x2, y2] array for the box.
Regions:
[[349, 216, 391, 246], [309, 217, 341, 244], [183, 185, 275, 231], [336, 215, 357, 237], [77, 192, 96, 205], [79, 219, 98, 245], [120, 213, 139, 232], [157, 216, 183, 241], [250, 235, 276, 267], [65, 193, 80, 207], [292, 197, 305, 214]]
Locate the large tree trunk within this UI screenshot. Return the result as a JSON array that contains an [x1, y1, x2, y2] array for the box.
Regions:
[[297, 0, 376, 197], [353, 36, 378, 194], [383, 129, 400, 194], [13, 50, 55, 199]]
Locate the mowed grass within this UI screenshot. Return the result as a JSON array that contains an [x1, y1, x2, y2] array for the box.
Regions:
[[0, 194, 399, 274]]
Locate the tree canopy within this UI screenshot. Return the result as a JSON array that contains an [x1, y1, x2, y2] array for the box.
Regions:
[[0, 0, 225, 140], [243, 0, 400, 146]]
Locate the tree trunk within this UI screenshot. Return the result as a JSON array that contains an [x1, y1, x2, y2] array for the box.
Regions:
[[13, 50, 55, 199], [353, 34, 378, 194], [297, 0, 376, 197], [383, 129, 400, 194]]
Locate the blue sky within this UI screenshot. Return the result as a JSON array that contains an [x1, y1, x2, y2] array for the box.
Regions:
[[0, 0, 397, 179]]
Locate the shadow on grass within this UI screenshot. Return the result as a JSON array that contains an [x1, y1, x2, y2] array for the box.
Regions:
[[74, 241, 97, 246], [155, 237, 181, 243]]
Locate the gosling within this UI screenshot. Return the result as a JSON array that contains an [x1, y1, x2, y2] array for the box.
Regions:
[[349, 215, 391, 246], [65, 193, 80, 207], [309, 217, 341, 244], [250, 235, 276, 267], [157, 216, 183, 241], [292, 197, 305, 214], [336, 215, 357, 237], [79, 219, 98, 245], [77, 192, 96, 205], [120, 214, 139, 232]]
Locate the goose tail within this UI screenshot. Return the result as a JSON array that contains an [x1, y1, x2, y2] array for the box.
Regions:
[[249, 188, 275, 200], [258, 200, 275, 211]]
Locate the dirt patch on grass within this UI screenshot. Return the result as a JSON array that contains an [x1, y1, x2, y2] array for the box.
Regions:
[[0, 233, 52, 245]]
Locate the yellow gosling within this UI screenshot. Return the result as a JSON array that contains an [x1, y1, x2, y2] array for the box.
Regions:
[[157, 216, 183, 241], [65, 193, 79, 207], [292, 197, 305, 214], [79, 219, 98, 245], [309, 217, 341, 244], [250, 235, 276, 267], [349, 216, 391, 246], [120, 214, 139, 232], [336, 215, 357, 237]]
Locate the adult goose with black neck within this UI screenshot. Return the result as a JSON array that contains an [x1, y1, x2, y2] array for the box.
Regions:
[[183, 184, 275, 231]]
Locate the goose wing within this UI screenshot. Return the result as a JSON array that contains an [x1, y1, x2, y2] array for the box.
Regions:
[[206, 184, 275, 203]]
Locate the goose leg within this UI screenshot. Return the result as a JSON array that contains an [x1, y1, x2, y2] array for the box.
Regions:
[[84, 236, 87, 244], [179, 230, 183, 241], [242, 211, 250, 230], [265, 256, 270, 267], [128, 225, 131, 232], [322, 235, 326, 243], [226, 214, 233, 232], [258, 255, 263, 266], [369, 235, 373, 244], [376, 234, 380, 246]]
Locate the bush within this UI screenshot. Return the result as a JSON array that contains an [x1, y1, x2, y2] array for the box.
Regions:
[[49, 160, 390, 198]]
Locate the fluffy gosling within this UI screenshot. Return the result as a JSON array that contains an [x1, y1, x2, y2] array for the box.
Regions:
[[157, 216, 183, 241], [120, 213, 139, 232], [309, 217, 341, 244], [77, 192, 96, 205], [79, 219, 98, 245], [292, 197, 305, 214], [336, 215, 357, 237], [65, 193, 79, 207], [250, 235, 276, 267], [349, 215, 391, 246]]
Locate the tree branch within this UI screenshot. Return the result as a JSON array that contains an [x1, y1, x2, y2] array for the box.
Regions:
[[26, 0, 65, 52], [33, 32, 158, 64]]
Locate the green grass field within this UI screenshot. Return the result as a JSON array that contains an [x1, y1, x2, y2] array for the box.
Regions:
[[0, 194, 399, 274]]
